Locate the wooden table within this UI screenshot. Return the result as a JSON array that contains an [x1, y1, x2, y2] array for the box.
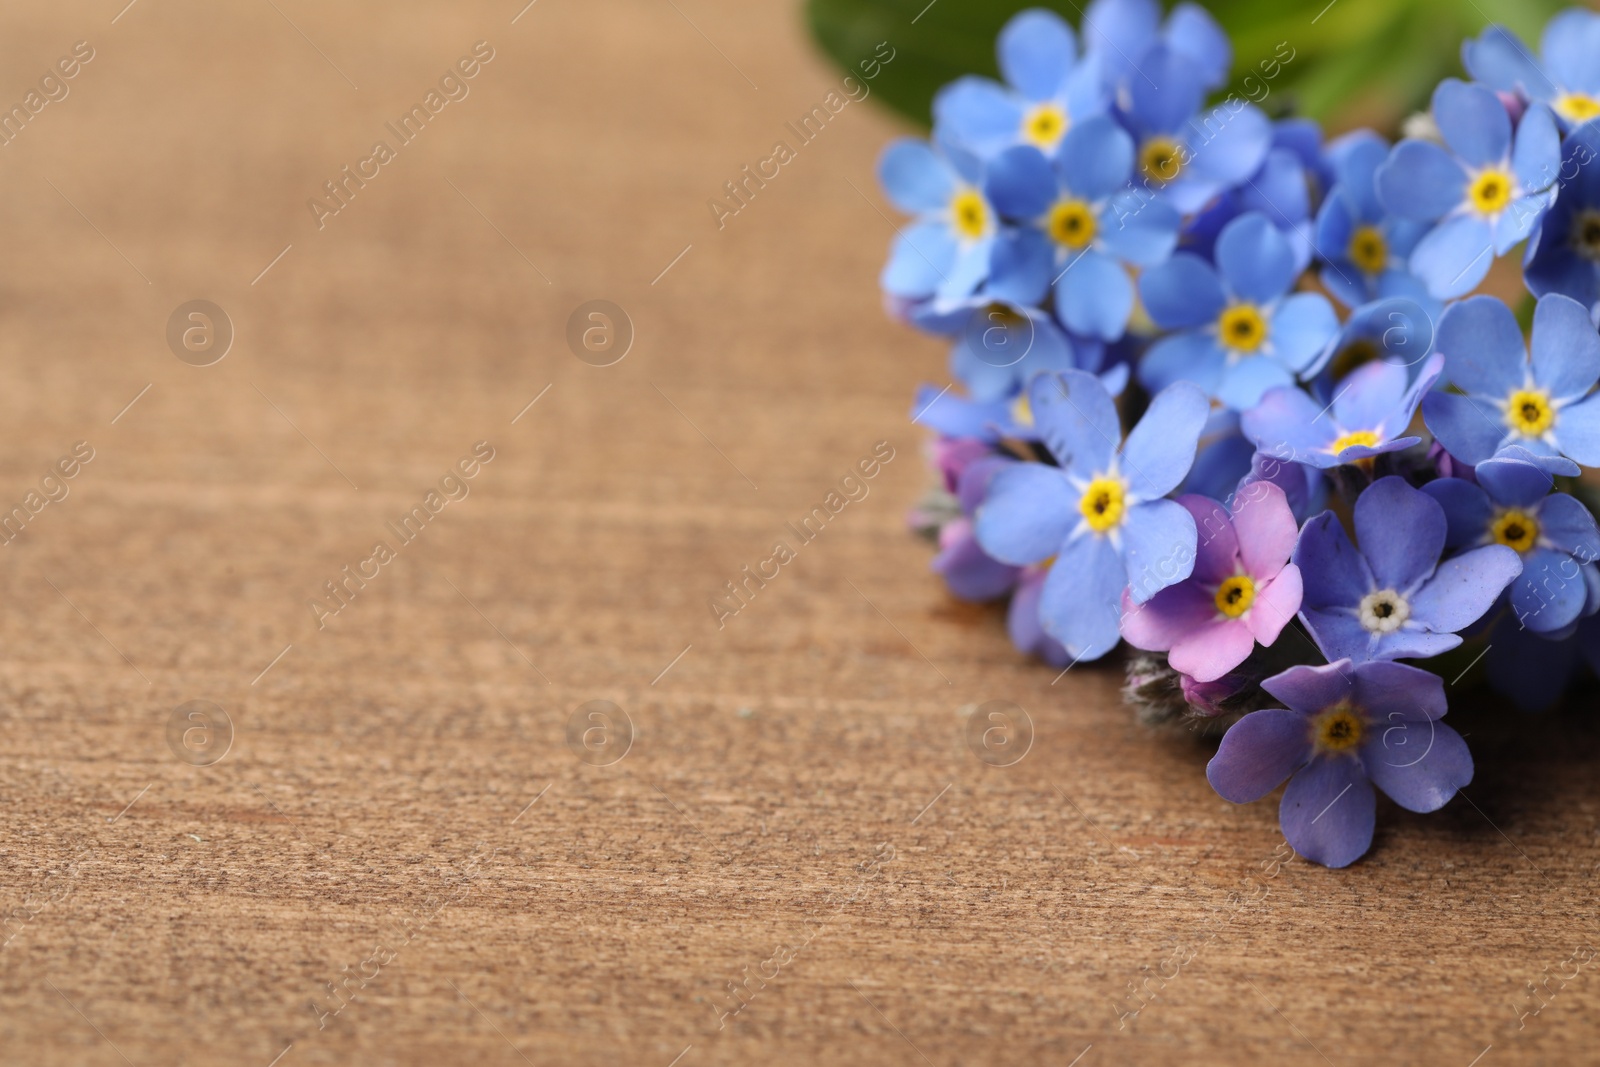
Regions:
[[1, 1, 1596, 1063]]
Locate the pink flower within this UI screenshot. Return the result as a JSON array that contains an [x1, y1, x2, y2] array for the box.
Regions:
[[1119, 483, 1303, 682]]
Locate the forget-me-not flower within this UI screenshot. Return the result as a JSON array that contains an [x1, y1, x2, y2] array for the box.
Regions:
[[983, 116, 1181, 340], [974, 369, 1208, 661], [1139, 212, 1339, 410], [933, 8, 1105, 160], [1293, 476, 1521, 662], [1463, 8, 1600, 132], [1208, 659, 1473, 868], [1315, 130, 1437, 315], [1243, 351, 1444, 469], [877, 137, 1000, 303], [1083, 0, 1231, 93], [1375, 79, 1560, 299], [1424, 448, 1600, 634], [1421, 292, 1600, 468]]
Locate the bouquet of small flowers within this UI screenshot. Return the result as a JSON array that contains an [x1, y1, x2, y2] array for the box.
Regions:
[[882, 1, 1600, 866]]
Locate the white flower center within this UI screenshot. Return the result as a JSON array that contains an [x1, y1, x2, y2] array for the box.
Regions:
[[1358, 589, 1410, 634]]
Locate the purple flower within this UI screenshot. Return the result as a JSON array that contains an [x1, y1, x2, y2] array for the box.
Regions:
[[1293, 476, 1522, 662], [1421, 293, 1600, 470], [1423, 448, 1600, 634], [974, 369, 1209, 661], [1242, 351, 1444, 469], [1207, 659, 1474, 868], [1119, 484, 1303, 682]]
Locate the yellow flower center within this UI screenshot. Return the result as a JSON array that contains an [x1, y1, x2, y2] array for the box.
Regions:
[[1010, 391, 1033, 427], [1555, 92, 1600, 124], [1217, 304, 1267, 354], [951, 188, 989, 240], [1347, 224, 1388, 274], [1468, 169, 1514, 216], [1079, 476, 1127, 533], [1490, 507, 1539, 553], [1329, 429, 1380, 456], [1047, 198, 1097, 250], [1139, 137, 1184, 185], [1572, 209, 1600, 262], [1505, 388, 1555, 436], [1358, 589, 1411, 634], [1313, 703, 1364, 753], [1213, 574, 1256, 619], [1021, 102, 1068, 149]]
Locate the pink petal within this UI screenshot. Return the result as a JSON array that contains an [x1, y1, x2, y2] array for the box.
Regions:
[[1246, 563, 1303, 646], [1178, 494, 1241, 585], [1120, 581, 1216, 652], [1230, 481, 1298, 581], [1169, 619, 1256, 682]]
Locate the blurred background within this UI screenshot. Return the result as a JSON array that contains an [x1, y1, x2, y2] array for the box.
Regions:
[[808, 0, 1569, 130]]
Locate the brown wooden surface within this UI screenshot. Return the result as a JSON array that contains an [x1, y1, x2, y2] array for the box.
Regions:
[[1, 2, 1598, 1064]]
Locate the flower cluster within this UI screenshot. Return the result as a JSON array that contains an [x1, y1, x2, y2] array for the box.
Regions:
[[881, 2, 1600, 866]]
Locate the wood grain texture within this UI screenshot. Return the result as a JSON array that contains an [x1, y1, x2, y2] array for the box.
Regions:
[[0, 2, 1596, 1064]]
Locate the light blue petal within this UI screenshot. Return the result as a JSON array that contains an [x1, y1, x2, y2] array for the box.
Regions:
[[1542, 9, 1600, 97], [1242, 385, 1331, 460], [985, 229, 1053, 306], [1163, 3, 1230, 88], [1432, 78, 1510, 169], [938, 238, 995, 303], [1551, 391, 1600, 465], [1421, 477, 1493, 548], [932, 78, 1024, 158], [1217, 357, 1294, 411], [1216, 213, 1296, 304], [880, 220, 957, 299], [1493, 189, 1555, 254], [1097, 191, 1179, 265], [1056, 248, 1133, 341], [1038, 533, 1126, 660], [999, 8, 1078, 101], [1125, 45, 1204, 137], [1120, 380, 1208, 500], [1531, 292, 1600, 401], [1268, 293, 1339, 373], [974, 463, 1079, 565], [1139, 252, 1225, 328], [1122, 497, 1199, 603], [1409, 215, 1495, 300], [1185, 102, 1273, 187], [1057, 115, 1133, 200], [1421, 390, 1508, 467], [1435, 294, 1527, 397], [1139, 331, 1225, 396], [1512, 103, 1561, 192], [984, 145, 1057, 219], [1463, 25, 1550, 98], [878, 139, 956, 214], [1329, 131, 1389, 219], [1473, 453, 1551, 509], [1028, 369, 1120, 475], [1082, 0, 1159, 85], [1539, 493, 1600, 559], [1375, 140, 1467, 221], [1508, 546, 1586, 634]]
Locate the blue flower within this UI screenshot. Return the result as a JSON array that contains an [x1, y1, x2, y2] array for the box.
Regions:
[[1182, 130, 1321, 275], [1463, 8, 1600, 132], [1484, 610, 1600, 712], [1293, 476, 1521, 662], [1421, 293, 1600, 468], [1208, 659, 1473, 868], [912, 297, 1082, 402], [1524, 119, 1600, 312], [1243, 351, 1444, 470], [1083, 0, 1231, 93], [1375, 79, 1560, 299], [1139, 212, 1340, 410], [1114, 44, 1272, 215], [933, 8, 1105, 160], [877, 137, 999, 303], [983, 117, 1181, 340], [1315, 130, 1438, 316], [1307, 295, 1439, 393], [973, 370, 1208, 661], [1423, 448, 1600, 635]]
